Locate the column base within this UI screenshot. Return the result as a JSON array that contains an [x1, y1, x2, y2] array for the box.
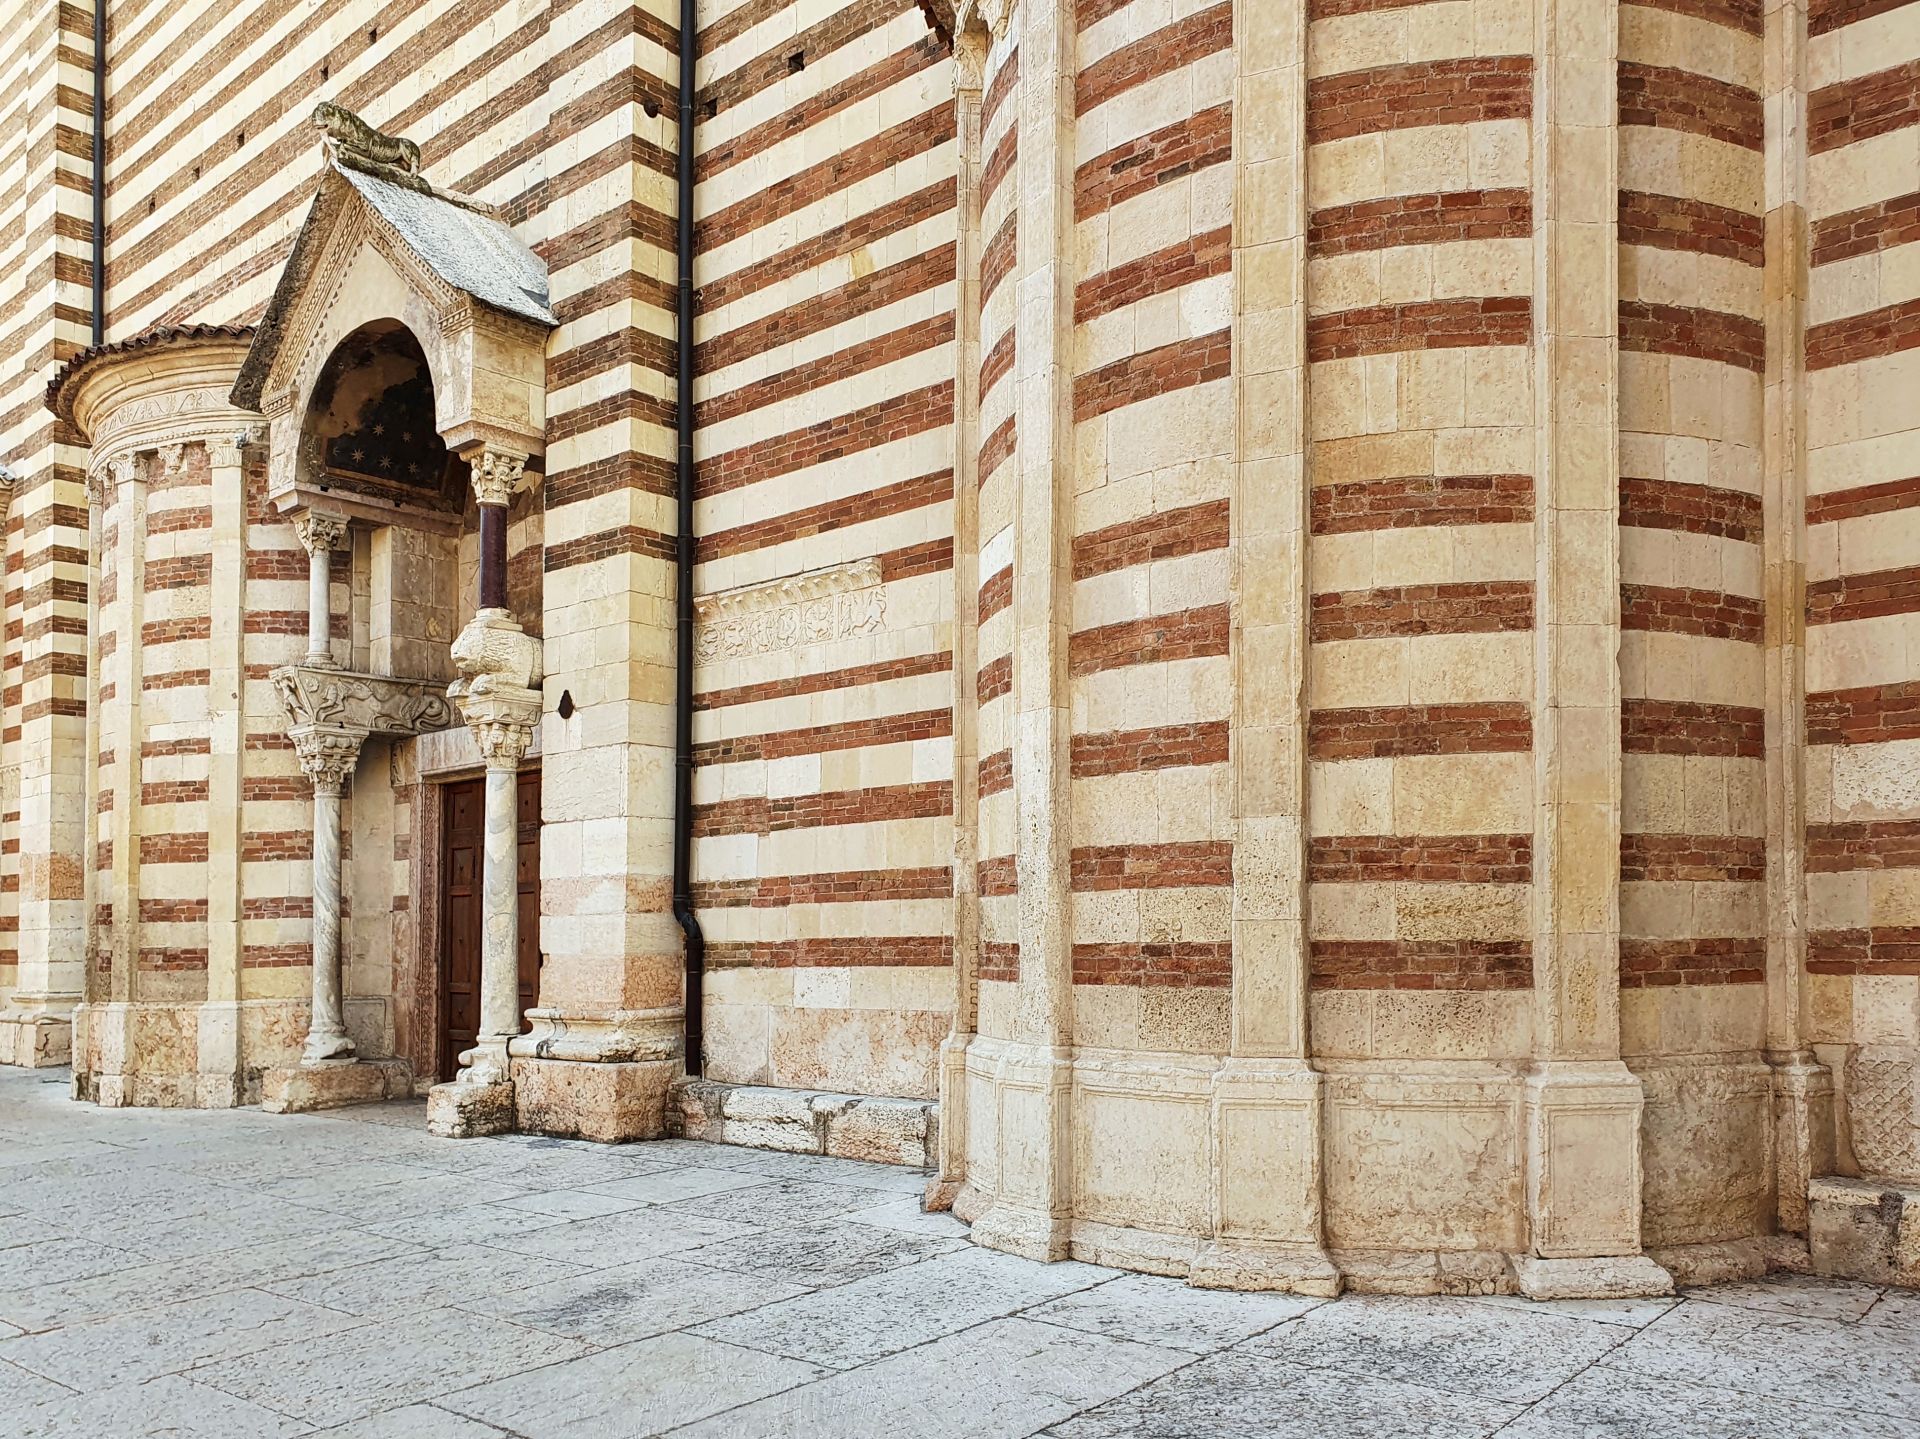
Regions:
[[427, 1075, 517, 1138], [968, 1201, 1073, 1262], [1769, 1051, 1836, 1235], [513, 1057, 675, 1142], [1808, 1176, 1920, 1286], [1190, 1240, 1343, 1296], [0, 1009, 74, 1067], [1510, 1253, 1673, 1300], [263, 1058, 413, 1114]]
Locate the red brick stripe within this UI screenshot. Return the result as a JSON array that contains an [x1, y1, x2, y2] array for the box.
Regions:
[[1808, 927, 1920, 975], [695, 708, 951, 764], [1074, 499, 1230, 579], [1624, 0, 1763, 34], [1808, 681, 1920, 746], [1308, 701, 1533, 760], [1619, 190, 1764, 266], [1076, 104, 1233, 221], [1308, 0, 1440, 14], [1620, 831, 1765, 881], [699, 380, 954, 497], [1310, 939, 1531, 990], [545, 526, 676, 572], [1619, 62, 1763, 150], [1071, 840, 1234, 890], [1069, 604, 1230, 676], [1077, 3, 1232, 117], [698, 244, 955, 375], [706, 936, 953, 969], [1308, 189, 1532, 257], [694, 781, 952, 836], [1071, 720, 1230, 776], [1307, 58, 1532, 144], [693, 867, 952, 907], [1074, 331, 1231, 422], [978, 856, 1017, 897], [1807, 819, 1920, 872], [980, 941, 1020, 982], [980, 414, 1016, 485], [1309, 833, 1531, 883], [982, 47, 1020, 131], [1622, 698, 1764, 757], [977, 566, 1013, 625], [981, 127, 1017, 208], [979, 748, 1012, 797], [1077, 227, 1232, 325], [1307, 298, 1531, 362], [1806, 299, 1920, 371], [980, 331, 1016, 400], [1620, 302, 1766, 372], [698, 304, 953, 436], [695, 651, 951, 711], [1622, 583, 1765, 641], [1807, 475, 1920, 526], [982, 213, 1017, 303], [700, 470, 953, 562], [978, 654, 1012, 703], [1811, 190, 1920, 266], [1805, 563, 1920, 624], [1809, 0, 1914, 35], [1620, 937, 1765, 987], [1311, 473, 1533, 534], [1310, 581, 1534, 641], [1809, 60, 1920, 155], [1620, 475, 1763, 541], [1073, 942, 1232, 987]]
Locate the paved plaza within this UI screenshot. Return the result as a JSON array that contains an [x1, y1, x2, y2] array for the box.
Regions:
[[0, 1066, 1914, 1438]]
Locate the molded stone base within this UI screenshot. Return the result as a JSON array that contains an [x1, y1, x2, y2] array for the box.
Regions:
[[262, 1058, 413, 1114], [1808, 1176, 1919, 1286], [1511, 1253, 1674, 1300], [668, 1077, 936, 1166], [969, 1201, 1072, 1262], [514, 1057, 674, 1142], [0, 1012, 72, 1068], [1649, 1237, 1772, 1286], [426, 1077, 516, 1137], [1190, 1239, 1343, 1296]]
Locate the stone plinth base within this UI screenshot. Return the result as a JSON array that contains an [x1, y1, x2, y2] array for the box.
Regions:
[[1809, 1176, 1919, 1286], [668, 1077, 937, 1166], [1511, 1253, 1674, 1300], [263, 1058, 413, 1114], [0, 1011, 72, 1068], [427, 1077, 516, 1137], [514, 1057, 675, 1142]]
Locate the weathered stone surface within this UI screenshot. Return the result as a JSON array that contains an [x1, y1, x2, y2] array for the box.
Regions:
[[425, 1078, 515, 1139], [511, 1056, 673, 1142], [261, 1058, 413, 1114], [1808, 1176, 1920, 1288]]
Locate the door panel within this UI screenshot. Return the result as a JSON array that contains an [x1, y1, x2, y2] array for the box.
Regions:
[[438, 772, 543, 1083]]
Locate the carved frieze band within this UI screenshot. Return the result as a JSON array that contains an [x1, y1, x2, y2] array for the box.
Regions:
[[693, 557, 887, 663], [271, 663, 457, 739]]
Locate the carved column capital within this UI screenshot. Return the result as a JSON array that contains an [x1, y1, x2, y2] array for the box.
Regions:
[[289, 725, 365, 794], [208, 425, 262, 470], [470, 713, 537, 770], [293, 509, 350, 555], [155, 443, 186, 479], [469, 446, 530, 507], [0, 463, 16, 526]]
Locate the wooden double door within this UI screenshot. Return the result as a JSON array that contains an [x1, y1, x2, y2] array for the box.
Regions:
[[438, 771, 541, 1082]]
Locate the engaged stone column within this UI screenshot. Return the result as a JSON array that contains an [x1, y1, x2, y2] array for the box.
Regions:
[[294, 511, 347, 666], [429, 443, 541, 1139], [291, 726, 364, 1063]]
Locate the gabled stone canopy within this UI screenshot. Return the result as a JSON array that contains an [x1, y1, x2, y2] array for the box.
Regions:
[[230, 145, 555, 528]]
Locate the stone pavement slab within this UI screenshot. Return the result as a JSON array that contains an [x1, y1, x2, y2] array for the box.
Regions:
[[0, 1066, 1912, 1439]]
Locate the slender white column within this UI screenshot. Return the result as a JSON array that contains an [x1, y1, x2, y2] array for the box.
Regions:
[[465, 715, 535, 1080], [292, 729, 362, 1063], [294, 511, 348, 666]]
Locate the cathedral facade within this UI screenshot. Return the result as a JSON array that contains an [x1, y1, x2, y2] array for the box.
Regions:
[[0, 0, 1916, 1295]]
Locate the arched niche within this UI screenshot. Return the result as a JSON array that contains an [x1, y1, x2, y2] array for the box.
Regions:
[[301, 319, 467, 519], [231, 161, 554, 532]]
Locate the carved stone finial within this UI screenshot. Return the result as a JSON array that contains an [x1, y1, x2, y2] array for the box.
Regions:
[[469, 448, 530, 508], [209, 425, 262, 469], [294, 510, 350, 555], [313, 101, 431, 194]]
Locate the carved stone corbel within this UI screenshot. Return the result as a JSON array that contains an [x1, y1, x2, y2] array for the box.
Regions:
[[271, 663, 457, 738]]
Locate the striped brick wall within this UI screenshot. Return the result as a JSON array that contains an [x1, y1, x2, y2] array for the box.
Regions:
[[1302, 0, 1537, 1037], [1615, 0, 1769, 1016], [1066, 0, 1235, 1052], [689, 0, 958, 1099], [1803, 0, 1920, 1040]]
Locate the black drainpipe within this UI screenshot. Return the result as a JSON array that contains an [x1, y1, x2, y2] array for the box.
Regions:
[[90, 0, 106, 346], [671, 0, 705, 1077]]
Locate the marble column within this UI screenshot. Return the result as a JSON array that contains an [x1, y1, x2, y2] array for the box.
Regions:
[[291, 726, 363, 1063], [429, 443, 541, 1138], [294, 511, 347, 666]]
